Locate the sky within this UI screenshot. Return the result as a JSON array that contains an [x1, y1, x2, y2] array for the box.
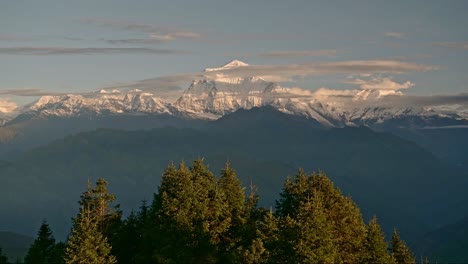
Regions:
[[1, 0, 467, 109]]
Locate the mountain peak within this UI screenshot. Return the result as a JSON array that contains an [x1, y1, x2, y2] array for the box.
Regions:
[[223, 59, 249, 68], [205, 60, 249, 72], [354, 89, 403, 100]]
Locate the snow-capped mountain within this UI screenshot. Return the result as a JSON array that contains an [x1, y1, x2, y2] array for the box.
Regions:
[[23, 91, 170, 118], [7, 60, 468, 128]]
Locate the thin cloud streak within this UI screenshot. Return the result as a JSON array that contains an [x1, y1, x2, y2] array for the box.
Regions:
[[293, 87, 468, 110], [101, 60, 438, 101], [259, 50, 337, 58], [436, 41, 468, 50], [0, 88, 66, 96], [82, 18, 200, 44], [105, 38, 166, 45], [346, 77, 414, 90], [202, 60, 437, 81], [0, 47, 187, 55]]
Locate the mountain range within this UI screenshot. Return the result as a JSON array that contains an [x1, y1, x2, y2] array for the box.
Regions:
[[1, 60, 467, 261], [1, 60, 467, 160], [3, 60, 468, 129]]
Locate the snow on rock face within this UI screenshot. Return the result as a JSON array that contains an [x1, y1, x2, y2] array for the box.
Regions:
[[28, 93, 170, 117], [173, 60, 286, 116], [173, 78, 281, 116], [14, 60, 468, 127], [203, 60, 261, 84], [354, 89, 403, 100], [204, 60, 249, 72]]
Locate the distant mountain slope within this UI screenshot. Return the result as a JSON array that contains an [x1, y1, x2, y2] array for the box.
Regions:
[[1, 107, 466, 247], [1, 60, 467, 165], [0, 114, 207, 159], [389, 127, 468, 170], [416, 217, 468, 263], [0, 231, 33, 262]]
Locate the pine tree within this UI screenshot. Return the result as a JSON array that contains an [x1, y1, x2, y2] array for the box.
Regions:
[[294, 194, 337, 263], [255, 209, 278, 263], [24, 220, 56, 264], [218, 163, 245, 229], [111, 210, 138, 264], [190, 159, 230, 262], [240, 237, 268, 264], [82, 179, 122, 237], [152, 160, 230, 263], [276, 169, 309, 218], [237, 183, 271, 264], [65, 204, 116, 264], [49, 242, 66, 264], [275, 169, 367, 263], [190, 159, 230, 248], [310, 171, 367, 263], [65, 179, 117, 264], [154, 161, 195, 263], [218, 163, 247, 261], [391, 229, 415, 264], [132, 200, 155, 264], [111, 199, 151, 264], [0, 247, 8, 264], [362, 216, 392, 264]]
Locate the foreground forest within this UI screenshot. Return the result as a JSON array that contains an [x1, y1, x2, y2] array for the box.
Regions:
[[1, 159, 417, 264]]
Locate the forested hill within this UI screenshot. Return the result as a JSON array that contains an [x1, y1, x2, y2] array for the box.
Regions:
[[11, 161, 417, 264], [0, 107, 467, 256]]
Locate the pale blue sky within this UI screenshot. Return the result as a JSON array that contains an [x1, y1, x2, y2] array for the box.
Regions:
[[1, 0, 467, 106]]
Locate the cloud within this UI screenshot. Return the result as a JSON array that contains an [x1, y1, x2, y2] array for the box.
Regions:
[[386, 93, 468, 106], [0, 88, 65, 96], [0, 98, 18, 113], [1, 34, 92, 42], [0, 47, 186, 55], [436, 41, 468, 50], [199, 60, 437, 82], [259, 50, 337, 58], [385, 32, 405, 39], [106, 38, 166, 45], [312, 87, 358, 97], [102, 74, 198, 93], [346, 77, 414, 90], [82, 18, 200, 44], [99, 59, 437, 97], [306, 87, 468, 111]]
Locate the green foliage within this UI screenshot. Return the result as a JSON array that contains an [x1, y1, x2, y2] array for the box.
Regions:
[[151, 160, 231, 263], [217, 163, 246, 261], [64, 179, 117, 264], [275, 169, 367, 263], [24, 220, 60, 264], [391, 229, 415, 264], [112, 201, 152, 264], [294, 195, 338, 263], [80, 179, 122, 237], [65, 206, 116, 264], [57, 159, 414, 264], [49, 242, 65, 264], [362, 216, 392, 264]]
